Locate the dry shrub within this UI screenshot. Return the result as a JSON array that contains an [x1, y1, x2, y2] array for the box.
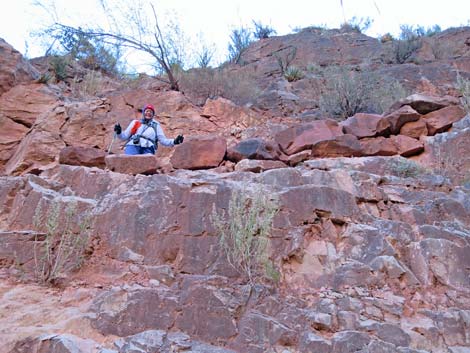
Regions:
[[456, 72, 470, 113], [179, 67, 260, 106], [71, 70, 104, 98], [430, 38, 459, 60], [211, 186, 279, 286], [319, 66, 407, 120], [32, 200, 92, 285]]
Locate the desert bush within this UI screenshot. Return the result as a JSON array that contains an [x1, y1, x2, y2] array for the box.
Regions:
[[252, 20, 276, 39], [340, 16, 372, 33], [274, 45, 304, 82], [380, 33, 394, 43], [49, 55, 71, 82], [179, 67, 261, 106], [318, 66, 407, 120], [392, 25, 424, 64], [387, 158, 427, 178], [228, 26, 253, 64], [211, 186, 279, 285], [71, 70, 104, 98], [274, 46, 297, 75], [284, 66, 304, 82], [455, 72, 470, 113], [32, 200, 92, 285]]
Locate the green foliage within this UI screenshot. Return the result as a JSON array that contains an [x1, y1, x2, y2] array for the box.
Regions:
[[284, 66, 304, 82], [319, 66, 408, 120], [32, 200, 91, 285], [49, 55, 70, 82], [455, 71, 470, 113], [228, 26, 253, 64], [211, 186, 279, 285], [45, 26, 121, 75], [252, 20, 276, 39]]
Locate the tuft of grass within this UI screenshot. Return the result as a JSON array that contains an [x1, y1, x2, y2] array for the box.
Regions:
[[284, 66, 304, 82], [211, 186, 279, 286]]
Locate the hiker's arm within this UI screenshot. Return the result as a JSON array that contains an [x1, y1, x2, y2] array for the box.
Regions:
[[117, 121, 135, 140], [155, 124, 176, 147]]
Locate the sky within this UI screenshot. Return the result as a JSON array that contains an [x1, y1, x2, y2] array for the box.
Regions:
[[0, 0, 469, 70]]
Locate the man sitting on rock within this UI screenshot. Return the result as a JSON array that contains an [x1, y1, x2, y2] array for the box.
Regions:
[[114, 104, 184, 155]]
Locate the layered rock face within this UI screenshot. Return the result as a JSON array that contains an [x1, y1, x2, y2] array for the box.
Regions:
[[1, 154, 470, 353], [0, 26, 470, 353]]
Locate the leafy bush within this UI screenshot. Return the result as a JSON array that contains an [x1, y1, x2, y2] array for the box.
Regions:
[[49, 55, 71, 82], [318, 66, 407, 120], [32, 200, 92, 285], [211, 186, 279, 285], [45, 27, 121, 75]]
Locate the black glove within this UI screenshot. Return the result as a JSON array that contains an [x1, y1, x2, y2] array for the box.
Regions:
[[174, 135, 184, 145], [114, 123, 122, 135]]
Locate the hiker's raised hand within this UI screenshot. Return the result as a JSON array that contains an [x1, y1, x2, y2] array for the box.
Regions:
[[174, 135, 184, 145], [114, 123, 122, 134]]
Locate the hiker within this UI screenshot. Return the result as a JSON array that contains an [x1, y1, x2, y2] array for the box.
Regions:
[[114, 104, 184, 155]]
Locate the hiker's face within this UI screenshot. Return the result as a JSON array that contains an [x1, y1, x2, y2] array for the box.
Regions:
[[144, 109, 154, 119]]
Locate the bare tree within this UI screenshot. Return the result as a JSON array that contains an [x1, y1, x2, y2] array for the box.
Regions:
[[41, 0, 189, 90]]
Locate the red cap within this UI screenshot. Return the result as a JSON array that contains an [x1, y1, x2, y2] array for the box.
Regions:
[[143, 104, 155, 114]]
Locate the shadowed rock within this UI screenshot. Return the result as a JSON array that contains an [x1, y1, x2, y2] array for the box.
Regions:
[[59, 146, 106, 168]]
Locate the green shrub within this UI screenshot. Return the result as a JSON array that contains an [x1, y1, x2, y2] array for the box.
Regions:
[[49, 55, 70, 82], [284, 66, 304, 82], [211, 186, 279, 285], [32, 200, 92, 285]]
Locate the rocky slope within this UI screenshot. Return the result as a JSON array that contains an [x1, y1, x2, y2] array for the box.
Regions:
[[0, 27, 470, 353]]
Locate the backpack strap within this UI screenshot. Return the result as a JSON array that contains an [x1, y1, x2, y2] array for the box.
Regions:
[[128, 120, 159, 147]]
